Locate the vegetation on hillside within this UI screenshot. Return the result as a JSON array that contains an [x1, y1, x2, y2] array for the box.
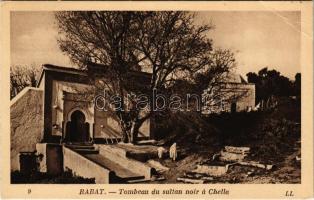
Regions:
[[154, 96, 301, 183]]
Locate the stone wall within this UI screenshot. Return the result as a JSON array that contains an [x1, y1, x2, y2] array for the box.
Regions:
[[98, 145, 152, 180], [63, 147, 112, 183], [36, 143, 63, 175], [203, 83, 255, 114], [10, 87, 44, 171], [234, 84, 255, 111]]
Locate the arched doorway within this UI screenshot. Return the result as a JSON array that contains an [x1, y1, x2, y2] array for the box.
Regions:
[[231, 102, 237, 113], [66, 110, 90, 142]]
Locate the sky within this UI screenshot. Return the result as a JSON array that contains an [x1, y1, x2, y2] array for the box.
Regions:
[[11, 11, 301, 80]]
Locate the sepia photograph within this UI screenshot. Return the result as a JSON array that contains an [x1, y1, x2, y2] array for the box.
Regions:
[[9, 10, 303, 185], [1, 1, 313, 198]]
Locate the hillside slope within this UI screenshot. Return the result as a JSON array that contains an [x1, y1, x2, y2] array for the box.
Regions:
[[154, 96, 301, 183]]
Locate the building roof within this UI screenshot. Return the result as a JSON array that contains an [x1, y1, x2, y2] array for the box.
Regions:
[[36, 63, 152, 87], [221, 72, 248, 84], [42, 64, 87, 75], [36, 64, 88, 87]]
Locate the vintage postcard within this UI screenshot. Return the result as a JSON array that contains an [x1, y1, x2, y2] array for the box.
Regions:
[[0, 1, 313, 199]]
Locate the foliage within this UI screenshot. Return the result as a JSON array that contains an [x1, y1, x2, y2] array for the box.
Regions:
[[167, 49, 237, 111], [246, 67, 300, 103], [11, 170, 95, 184], [10, 65, 40, 99], [194, 48, 236, 92]]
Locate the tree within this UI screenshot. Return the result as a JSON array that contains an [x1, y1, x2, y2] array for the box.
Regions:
[[55, 11, 216, 143], [193, 49, 237, 109], [246, 67, 294, 103], [293, 73, 301, 96], [168, 48, 237, 113], [10, 65, 40, 99]]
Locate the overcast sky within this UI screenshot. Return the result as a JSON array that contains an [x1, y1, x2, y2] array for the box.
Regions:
[[11, 11, 300, 80]]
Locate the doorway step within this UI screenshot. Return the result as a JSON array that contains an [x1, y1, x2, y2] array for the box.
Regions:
[[84, 153, 146, 183], [64, 144, 148, 183], [94, 137, 122, 144], [65, 143, 99, 154]]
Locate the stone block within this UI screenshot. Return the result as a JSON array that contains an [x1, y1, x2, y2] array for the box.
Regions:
[[224, 146, 250, 154], [219, 151, 247, 162], [36, 143, 63, 175], [192, 164, 228, 177], [36, 143, 47, 173]]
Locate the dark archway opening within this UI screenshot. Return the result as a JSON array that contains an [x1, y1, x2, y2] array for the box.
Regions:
[[231, 102, 237, 113], [65, 110, 90, 143]]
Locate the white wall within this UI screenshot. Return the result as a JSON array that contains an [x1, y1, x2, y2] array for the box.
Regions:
[[10, 87, 44, 171]]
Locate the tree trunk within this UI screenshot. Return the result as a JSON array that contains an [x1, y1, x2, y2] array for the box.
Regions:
[[119, 113, 149, 144], [119, 117, 131, 143], [129, 121, 141, 144], [122, 129, 129, 143]]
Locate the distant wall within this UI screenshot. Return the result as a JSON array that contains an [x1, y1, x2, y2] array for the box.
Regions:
[[94, 104, 151, 140], [10, 87, 44, 171], [222, 84, 255, 112], [235, 84, 255, 111], [203, 83, 255, 114]]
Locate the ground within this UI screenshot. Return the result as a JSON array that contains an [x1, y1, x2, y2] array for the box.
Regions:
[[153, 143, 300, 184], [151, 96, 301, 184]]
